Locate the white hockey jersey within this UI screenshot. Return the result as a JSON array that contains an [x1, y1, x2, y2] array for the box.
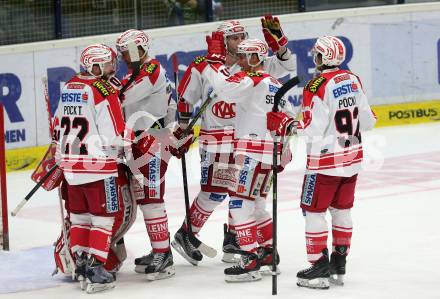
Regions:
[[178, 51, 296, 153], [296, 68, 377, 177], [54, 74, 125, 185], [202, 63, 296, 165], [121, 58, 175, 131]]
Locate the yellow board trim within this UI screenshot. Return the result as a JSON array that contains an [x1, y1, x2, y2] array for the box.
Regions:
[[5, 100, 440, 172]]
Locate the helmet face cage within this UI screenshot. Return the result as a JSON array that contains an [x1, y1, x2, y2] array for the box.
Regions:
[[80, 44, 117, 78], [237, 39, 269, 67], [116, 29, 151, 59], [312, 36, 346, 67]]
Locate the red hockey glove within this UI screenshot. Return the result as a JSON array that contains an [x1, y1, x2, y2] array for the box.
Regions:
[[169, 126, 194, 159], [261, 15, 288, 53], [134, 134, 156, 155], [206, 31, 226, 64], [266, 111, 296, 136]]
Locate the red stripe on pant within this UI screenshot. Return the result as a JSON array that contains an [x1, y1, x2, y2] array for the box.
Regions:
[[332, 226, 352, 253]]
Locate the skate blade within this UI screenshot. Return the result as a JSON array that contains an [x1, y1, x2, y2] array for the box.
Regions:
[[145, 266, 176, 281], [171, 240, 199, 266], [259, 265, 281, 276], [85, 282, 115, 293], [329, 274, 344, 286], [134, 265, 147, 274], [225, 271, 262, 283], [221, 252, 239, 264], [297, 277, 330, 289], [79, 278, 87, 291]]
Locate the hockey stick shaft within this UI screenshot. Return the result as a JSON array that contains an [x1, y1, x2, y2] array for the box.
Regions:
[[172, 54, 217, 258], [11, 163, 58, 216], [271, 75, 301, 295]]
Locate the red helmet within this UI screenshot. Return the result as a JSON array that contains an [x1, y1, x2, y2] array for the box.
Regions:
[[312, 36, 346, 67], [80, 44, 116, 77]]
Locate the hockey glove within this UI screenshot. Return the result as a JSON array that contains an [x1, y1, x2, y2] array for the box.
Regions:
[[134, 134, 156, 155], [169, 126, 194, 159], [261, 15, 288, 53], [206, 31, 226, 64], [266, 111, 296, 136]]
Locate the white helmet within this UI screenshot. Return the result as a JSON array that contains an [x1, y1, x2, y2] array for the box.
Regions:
[[312, 36, 346, 67], [80, 44, 116, 77], [237, 39, 269, 67], [217, 20, 249, 39], [116, 29, 151, 58]]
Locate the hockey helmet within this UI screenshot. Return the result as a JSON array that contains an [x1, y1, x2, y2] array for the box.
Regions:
[[116, 29, 151, 59], [237, 38, 269, 67], [312, 36, 346, 67], [80, 44, 117, 77]]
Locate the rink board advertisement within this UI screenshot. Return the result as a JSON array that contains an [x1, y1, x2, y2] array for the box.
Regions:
[[1, 3, 440, 171]]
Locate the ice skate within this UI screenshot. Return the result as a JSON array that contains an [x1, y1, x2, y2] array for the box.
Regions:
[[85, 257, 116, 293], [222, 224, 241, 263], [144, 250, 175, 281], [329, 246, 347, 286], [224, 252, 261, 282], [171, 227, 203, 266], [257, 246, 280, 275], [297, 249, 330, 290], [134, 251, 154, 273]]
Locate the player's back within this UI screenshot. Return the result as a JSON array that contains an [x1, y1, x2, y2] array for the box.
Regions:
[[300, 68, 376, 177], [54, 74, 125, 185]]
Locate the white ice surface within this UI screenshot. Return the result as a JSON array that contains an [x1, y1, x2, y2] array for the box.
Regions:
[[1, 122, 440, 298]]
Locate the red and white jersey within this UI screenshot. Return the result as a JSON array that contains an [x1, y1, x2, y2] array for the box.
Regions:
[[202, 63, 296, 165], [296, 68, 377, 177], [178, 52, 296, 153], [121, 58, 174, 131], [54, 74, 125, 185]]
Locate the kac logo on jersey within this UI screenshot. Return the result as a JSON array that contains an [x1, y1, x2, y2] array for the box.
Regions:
[[212, 101, 236, 119], [104, 177, 119, 213], [301, 174, 317, 206], [332, 82, 358, 98]]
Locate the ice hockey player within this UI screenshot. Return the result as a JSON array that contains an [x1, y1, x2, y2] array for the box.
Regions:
[[197, 32, 295, 282], [267, 36, 377, 289], [174, 16, 296, 266], [115, 29, 191, 280], [52, 43, 128, 293]]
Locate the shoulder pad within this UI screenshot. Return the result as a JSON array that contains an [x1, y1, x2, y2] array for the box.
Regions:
[[92, 79, 116, 97], [246, 71, 263, 77], [193, 56, 206, 65], [305, 76, 326, 94], [143, 62, 159, 75]]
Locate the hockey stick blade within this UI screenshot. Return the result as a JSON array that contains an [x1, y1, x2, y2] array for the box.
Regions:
[[273, 76, 301, 112], [188, 232, 217, 258]]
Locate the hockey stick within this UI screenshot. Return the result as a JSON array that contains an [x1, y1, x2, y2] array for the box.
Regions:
[[271, 76, 300, 295], [172, 54, 217, 258]]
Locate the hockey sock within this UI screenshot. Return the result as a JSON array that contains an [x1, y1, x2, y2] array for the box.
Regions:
[[255, 196, 272, 246], [70, 213, 91, 255], [304, 211, 328, 263], [140, 203, 170, 253], [329, 207, 352, 254], [229, 198, 258, 253], [184, 191, 226, 233], [89, 215, 115, 263]]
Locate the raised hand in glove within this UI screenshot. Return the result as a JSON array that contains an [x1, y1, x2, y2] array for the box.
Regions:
[[261, 15, 288, 53], [267, 111, 296, 136], [206, 31, 226, 64], [169, 126, 194, 159]]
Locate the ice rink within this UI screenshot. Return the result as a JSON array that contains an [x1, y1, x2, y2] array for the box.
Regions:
[[1, 122, 440, 299]]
